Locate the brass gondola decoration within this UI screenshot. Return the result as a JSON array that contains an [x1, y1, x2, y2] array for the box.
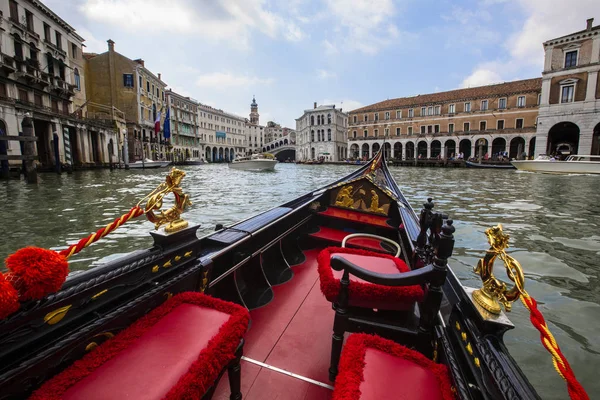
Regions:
[[141, 168, 192, 233], [472, 224, 525, 314]]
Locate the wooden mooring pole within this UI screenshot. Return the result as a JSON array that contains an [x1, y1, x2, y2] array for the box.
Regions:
[[21, 116, 38, 183]]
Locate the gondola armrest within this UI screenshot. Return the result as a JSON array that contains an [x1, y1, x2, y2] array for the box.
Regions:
[[331, 255, 436, 287]]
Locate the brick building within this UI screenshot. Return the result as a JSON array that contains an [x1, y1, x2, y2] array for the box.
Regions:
[[348, 78, 541, 160], [536, 18, 600, 156]]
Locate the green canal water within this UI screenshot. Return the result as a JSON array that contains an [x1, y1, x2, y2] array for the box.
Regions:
[[1, 164, 599, 399]]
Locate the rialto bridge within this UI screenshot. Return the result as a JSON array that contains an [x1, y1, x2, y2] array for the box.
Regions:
[[348, 132, 537, 160]]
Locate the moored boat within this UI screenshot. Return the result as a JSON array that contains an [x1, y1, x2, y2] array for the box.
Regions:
[[183, 157, 205, 165], [128, 158, 172, 169], [0, 149, 588, 399], [466, 160, 516, 169], [512, 155, 600, 174], [229, 153, 277, 171]]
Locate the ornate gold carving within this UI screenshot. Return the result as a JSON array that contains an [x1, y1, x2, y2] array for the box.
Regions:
[[152, 265, 159, 273], [44, 305, 72, 325], [184, 251, 193, 258], [174, 255, 181, 262], [141, 168, 192, 233], [199, 270, 209, 293], [474, 357, 481, 368], [461, 332, 467, 342], [91, 289, 108, 300], [367, 190, 385, 213], [332, 181, 390, 215], [466, 343, 473, 355], [455, 321, 461, 331], [335, 185, 355, 208], [164, 292, 173, 300], [163, 260, 172, 268], [472, 224, 525, 314], [85, 332, 114, 352]]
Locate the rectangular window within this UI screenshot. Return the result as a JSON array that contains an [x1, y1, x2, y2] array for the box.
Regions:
[[421, 107, 426, 116], [561, 85, 574, 103], [434, 125, 440, 133], [384, 128, 389, 136], [448, 123, 454, 133], [537, 94, 541, 105], [517, 96, 525, 107], [363, 130, 368, 138], [481, 100, 488, 111], [353, 130, 357, 138], [364, 115, 368, 122], [428, 106, 433, 116], [123, 73, 134, 87], [448, 104, 455, 114], [385, 112, 390, 120], [420, 125, 426, 134], [34, 92, 43, 106], [408, 126, 413, 135], [374, 113, 379, 121], [565, 50, 577, 68], [464, 122, 470, 132], [146, 81, 150, 92], [464, 102, 471, 112], [140, 106, 144, 119], [55, 31, 62, 50], [25, 10, 34, 32], [480, 121, 486, 131], [396, 110, 401, 119], [497, 120, 505, 129], [498, 98, 506, 109], [434, 105, 441, 115], [374, 129, 378, 136], [9, 0, 18, 22], [516, 119, 524, 129], [63, 101, 69, 114], [408, 109, 414, 118], [427, 125, 433, 134], [44, 23, 51, 41], [353, 115, 357, 123], [396, 127, 400, 136], [51, 99, 59, 113], [19, 89, 28, 103]]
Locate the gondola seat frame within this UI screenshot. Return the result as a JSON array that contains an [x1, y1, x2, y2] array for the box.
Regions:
[[29, 292, 250, 400]]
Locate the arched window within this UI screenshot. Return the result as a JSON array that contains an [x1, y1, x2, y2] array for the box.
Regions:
[[74, 68, 81, 91], [29, 42, 38, 62], [328, 129, 331, 141], [310, 115, 314, 125], [327, 114, 331, 124], [311, 130, 314, 142], [321, 115, 325, 125], [13, 34, 23, 61], [152, 103, 157, 121]]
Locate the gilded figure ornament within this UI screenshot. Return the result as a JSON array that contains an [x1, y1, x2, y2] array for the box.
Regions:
[[141, 168, 192, 233], [472, 224, 526, 314], [368, 190, 385, 213], [335, 185, 355, 208]]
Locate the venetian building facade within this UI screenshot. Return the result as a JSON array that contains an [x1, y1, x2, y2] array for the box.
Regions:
[[296, 103, 348, 161], [165, 90, 199, 161], [263, 121, 296, 145], [536, 18, 600, 156], [197, 103, 246, 162], [85, 41, 167, 162], [347, 79, 541, 161], [0, 0, 116, 169]]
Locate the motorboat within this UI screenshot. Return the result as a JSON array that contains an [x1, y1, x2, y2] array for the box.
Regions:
[[128, 158, 172, 169], [465, 160, 515, 169], [229, 153, 277, 171], [511, 155, 600, 174], [0, 151, 588, 399], [183, 158, 205, 166]]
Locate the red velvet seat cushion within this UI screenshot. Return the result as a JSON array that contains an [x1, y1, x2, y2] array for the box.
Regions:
[[318, 247, 425, 310], [29, 292, 250, 400], [332, 334, 454, 400]]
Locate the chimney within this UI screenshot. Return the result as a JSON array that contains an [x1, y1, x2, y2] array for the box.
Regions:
[[134, 59, 145, 67], [587, 18, 594, 31], [158, 73, 161, 81], [107, 39, 115, 52], [314, 102, 317, 109]]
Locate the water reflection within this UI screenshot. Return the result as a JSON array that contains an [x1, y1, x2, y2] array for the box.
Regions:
[[1, 164, 599, 399]]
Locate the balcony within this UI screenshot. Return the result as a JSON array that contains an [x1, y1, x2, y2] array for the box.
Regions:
[[44, 39, 67, 58], [0, 53, 16, 74]]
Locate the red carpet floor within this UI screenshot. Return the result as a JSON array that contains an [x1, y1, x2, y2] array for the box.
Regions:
[[213, 249, 334, 399]]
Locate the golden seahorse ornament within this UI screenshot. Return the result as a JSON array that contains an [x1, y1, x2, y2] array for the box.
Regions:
[[142, 168, 192, 233]]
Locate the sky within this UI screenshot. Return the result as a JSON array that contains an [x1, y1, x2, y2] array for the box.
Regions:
[[44, 0, 600, 128]]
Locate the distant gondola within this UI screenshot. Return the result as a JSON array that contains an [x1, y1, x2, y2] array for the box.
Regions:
[[0, 147, 571, 399], [466, 160, 516, 169]]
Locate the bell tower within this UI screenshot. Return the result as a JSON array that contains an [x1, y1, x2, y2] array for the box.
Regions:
[[250, 96, 259, 125]]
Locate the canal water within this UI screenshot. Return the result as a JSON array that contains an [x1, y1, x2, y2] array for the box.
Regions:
[[1, 164, 599, 399]]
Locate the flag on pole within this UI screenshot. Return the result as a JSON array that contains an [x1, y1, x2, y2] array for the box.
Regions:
[[154, 111, 161, 135], [163, 108, 171, 139]]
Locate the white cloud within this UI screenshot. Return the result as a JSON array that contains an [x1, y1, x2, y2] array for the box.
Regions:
[[195, 72, 275, 88], [324, 0, 403, 54], [322, 39, 339, 55], [321, 99, 363, 112], [317, 69, 337, 79], [460, 0, 600, 86], [75, 26, 107, 54], [79, 0, 305, 47]]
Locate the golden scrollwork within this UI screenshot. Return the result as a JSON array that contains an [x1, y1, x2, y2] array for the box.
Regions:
[[472, 224, 526, 314], [140, 168, 192, 233]]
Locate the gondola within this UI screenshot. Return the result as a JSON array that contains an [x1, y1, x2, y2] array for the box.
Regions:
[[465, 160, 516, 169], [0, 148, 586, 400]]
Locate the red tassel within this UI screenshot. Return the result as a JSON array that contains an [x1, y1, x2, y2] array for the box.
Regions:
[[5, 247, 69, 301], [0, 273, 20, 319]]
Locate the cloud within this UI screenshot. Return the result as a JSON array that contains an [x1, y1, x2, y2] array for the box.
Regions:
[[324, 0, 404, 54], [195, 72, 275, 88], [460, 0, 600, 86], [79, 0, 305, 47], [317, 69, 337, 79], [75, 26, 107, 53], [321, 99, 363, 112]]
